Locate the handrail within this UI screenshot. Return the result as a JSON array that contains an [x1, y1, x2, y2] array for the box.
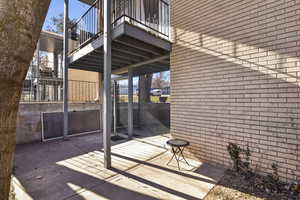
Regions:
[[69, 0, 170, 53], [112, 14, 169, 37], [70, 0, 99, 31]]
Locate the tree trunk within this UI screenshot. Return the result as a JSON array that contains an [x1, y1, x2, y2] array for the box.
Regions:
[[0, 1, 51, 199], [138, 74, 152, 103], [138, 74, 152, 126]]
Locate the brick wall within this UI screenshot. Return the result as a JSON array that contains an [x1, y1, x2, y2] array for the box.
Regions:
[[170, 0, 300, 181]]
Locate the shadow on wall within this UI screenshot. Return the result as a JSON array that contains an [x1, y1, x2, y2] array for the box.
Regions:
[[170, 0, 299, 182]]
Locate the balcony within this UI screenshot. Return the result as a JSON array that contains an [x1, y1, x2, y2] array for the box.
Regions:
[[68, 0, 171, 75]]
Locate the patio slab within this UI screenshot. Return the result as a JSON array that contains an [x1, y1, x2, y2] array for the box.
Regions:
[[14, 132, 225, 200], [126, 153, 225, 199], [67, 153, 225, 200]]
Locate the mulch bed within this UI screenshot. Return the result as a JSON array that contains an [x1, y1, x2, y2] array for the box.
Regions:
[[205, 170, 300, 200]]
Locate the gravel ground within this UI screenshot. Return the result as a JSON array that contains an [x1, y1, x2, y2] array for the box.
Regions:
[[204, 170, 300, 200]]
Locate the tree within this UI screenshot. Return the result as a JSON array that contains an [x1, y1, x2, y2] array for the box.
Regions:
[[0, 1, 51, 199], [152, 71, 170, 89], [46, 13, 76, 34], [46, 13, 64, 34], [138, 74, 152, 103]]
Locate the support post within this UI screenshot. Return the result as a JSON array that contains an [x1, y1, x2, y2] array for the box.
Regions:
[[113, 80, 117, 136], [98, 73, 103, 129], [60, 53, 64, 101], [128, 68, 133, 139], [53, 52, 59, 101], [103, 0, 112, 169], [36, 40, 40, 102], [63, 0, 69, 139], [137, 75, 141, 127]]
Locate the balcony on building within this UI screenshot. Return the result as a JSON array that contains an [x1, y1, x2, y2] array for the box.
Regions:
[[68, 0, 171, 75]]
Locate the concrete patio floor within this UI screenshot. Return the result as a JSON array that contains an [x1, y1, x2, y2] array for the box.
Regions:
[[13, 131, 225, 200]]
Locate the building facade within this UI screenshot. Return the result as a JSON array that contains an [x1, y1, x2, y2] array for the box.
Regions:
[[64, 0, 299, 181], [21, 31, 100, 102], [171, 0, 300, 181]]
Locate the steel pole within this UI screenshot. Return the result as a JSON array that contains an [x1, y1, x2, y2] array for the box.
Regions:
[[36, 40, 41, 102], [128, 68, 133, 139], [103, 0, 112, 169], [113, 80, 117, 136], [53, 52, 59, 101], [63, 0, 69, 139]]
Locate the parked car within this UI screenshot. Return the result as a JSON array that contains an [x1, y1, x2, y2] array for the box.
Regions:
[[162, 86, 170, 95], [150, 89, 162, 96]]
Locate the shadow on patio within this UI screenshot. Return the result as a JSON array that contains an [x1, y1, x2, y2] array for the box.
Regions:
[[13, 130, 225, 200]]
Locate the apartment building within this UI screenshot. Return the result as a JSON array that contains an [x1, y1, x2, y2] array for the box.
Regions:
[[22, 30, 99, 102]]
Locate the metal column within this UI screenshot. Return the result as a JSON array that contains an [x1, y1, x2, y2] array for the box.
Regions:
[[53, 52, 59, 101], [36, 41, 41, 102], [103, 0, 112, 169], [60, 53, 64, 101], [98, 74, 103, 130], [113, 80, 117, 135], [63, 0, 69, 139], [128, 68, 133, 139]]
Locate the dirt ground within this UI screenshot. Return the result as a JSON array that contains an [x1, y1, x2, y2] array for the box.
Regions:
[[205, 170, 300, 200]]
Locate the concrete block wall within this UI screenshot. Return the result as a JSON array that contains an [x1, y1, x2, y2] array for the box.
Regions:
[[170, 0, 300, 181], [16, 103, 101, 144], [16, 102, 170, 144]]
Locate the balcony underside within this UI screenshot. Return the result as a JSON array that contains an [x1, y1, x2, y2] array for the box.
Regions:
[[68, 22, 171, 75]]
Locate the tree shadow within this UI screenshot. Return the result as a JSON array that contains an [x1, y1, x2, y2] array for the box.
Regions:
[[109, 151, 218, 184], [13, 131, 164, 199], [170, 3, 300, 198], [13, 130, 221, 200]]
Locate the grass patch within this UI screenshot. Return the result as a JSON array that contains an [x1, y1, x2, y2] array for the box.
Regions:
[[118, 95, 170, 103]]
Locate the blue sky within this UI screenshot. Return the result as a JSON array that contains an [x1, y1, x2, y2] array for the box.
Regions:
[[43, 0, 89, 30]]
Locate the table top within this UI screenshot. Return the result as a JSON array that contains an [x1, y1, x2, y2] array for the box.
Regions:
[[167, 139, 190, 147]]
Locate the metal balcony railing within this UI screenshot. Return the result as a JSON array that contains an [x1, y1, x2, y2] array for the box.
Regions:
[[69, 0, 170, 53], [21, 79, 98, 103]]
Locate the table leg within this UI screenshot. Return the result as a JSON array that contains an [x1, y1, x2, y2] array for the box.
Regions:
[[167, 146, 190, 169], [166, 147, 176, 166], [179, 147, 190, 166], [174, 147, 181, 170], [167, 147, 183, 170]]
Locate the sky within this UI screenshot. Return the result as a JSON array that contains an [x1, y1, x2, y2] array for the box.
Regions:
[[43, 0, 89, 30]]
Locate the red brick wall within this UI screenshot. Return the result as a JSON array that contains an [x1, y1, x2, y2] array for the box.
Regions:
[[170, 0, 300, 181]]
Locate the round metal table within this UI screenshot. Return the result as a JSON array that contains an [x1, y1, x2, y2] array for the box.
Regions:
[[166, 139, 190, 169]]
